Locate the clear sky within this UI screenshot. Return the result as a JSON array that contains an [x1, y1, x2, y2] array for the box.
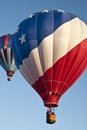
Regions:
[[0, 0, 87, 130]]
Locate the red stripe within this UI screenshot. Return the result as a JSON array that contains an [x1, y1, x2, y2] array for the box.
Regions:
[[4, 34, 9, 48], [32, 39, 87, 107]]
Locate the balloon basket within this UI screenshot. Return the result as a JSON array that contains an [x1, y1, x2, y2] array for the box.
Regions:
[[46, 108, 56, 124], [7, 76, 12, 81], [7, 70, 14, 81]]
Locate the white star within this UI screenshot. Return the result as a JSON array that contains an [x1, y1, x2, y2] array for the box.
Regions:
[[58, 9, 64, 13], [29, 14, 36, 18], [42, 10, 49, 13], [18, 34, 26, 44], [16, 27, 20, 33], [29, 14, 33, 18]]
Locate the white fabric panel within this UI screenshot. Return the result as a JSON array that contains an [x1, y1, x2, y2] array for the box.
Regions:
[[53, 18, 87, 63], [38, 34, 53, 72], [7, 48, 11, 69], [0, 49, 8, 70], [10, 57, 17, 71], [20, 48, 43, 85], [0, 59, 7, 71], [19, 18, 87, 85]]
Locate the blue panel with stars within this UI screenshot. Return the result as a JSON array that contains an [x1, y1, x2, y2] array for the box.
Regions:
[[12, 10, 77, 67]]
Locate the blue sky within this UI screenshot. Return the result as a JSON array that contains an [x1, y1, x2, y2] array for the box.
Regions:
[[0, 0, 87, 130]]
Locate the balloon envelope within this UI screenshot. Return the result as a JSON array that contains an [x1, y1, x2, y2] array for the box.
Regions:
[[12, 10, 87, 107], [0, 34, 17, 81]]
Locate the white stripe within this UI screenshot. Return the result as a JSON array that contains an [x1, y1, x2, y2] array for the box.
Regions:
[[7, 48, 17, 72], [19, 18, 87, 85], [7, 48, 11, 69], [0, 49, 8, 70], [20, 48, 43, 84], [0, 48, 17, 73], [38, 34, 53, 73], [0, 59, 7, 71], [10, 57, 17, 71], [53, 18, 87, 62]]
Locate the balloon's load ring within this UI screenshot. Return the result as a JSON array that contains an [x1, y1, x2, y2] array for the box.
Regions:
[[46, 108, 56, 124]]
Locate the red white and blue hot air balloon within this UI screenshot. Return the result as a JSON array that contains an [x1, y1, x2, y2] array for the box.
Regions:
[[0, 34, 17, 81], [12, 10, 87, 124]]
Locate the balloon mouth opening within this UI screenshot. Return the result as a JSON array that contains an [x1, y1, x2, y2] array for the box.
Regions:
[[43, 92, 60, 108], [44, 102, 58, 108]]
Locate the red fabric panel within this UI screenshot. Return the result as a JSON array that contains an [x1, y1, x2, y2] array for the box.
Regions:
[[33, 39, 87, 107], [4, 34, 9, 48]]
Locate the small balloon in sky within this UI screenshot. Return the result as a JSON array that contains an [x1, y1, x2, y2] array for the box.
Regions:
[[0, 34, 17, 81]]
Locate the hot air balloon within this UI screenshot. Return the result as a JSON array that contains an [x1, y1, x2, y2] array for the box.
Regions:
[[12, 9, 87, 124], [0, 34, 17, 81]]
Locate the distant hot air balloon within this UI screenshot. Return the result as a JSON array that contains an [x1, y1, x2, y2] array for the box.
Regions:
[[0, 34, 17, 81], [12, 9, 87, 124]]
